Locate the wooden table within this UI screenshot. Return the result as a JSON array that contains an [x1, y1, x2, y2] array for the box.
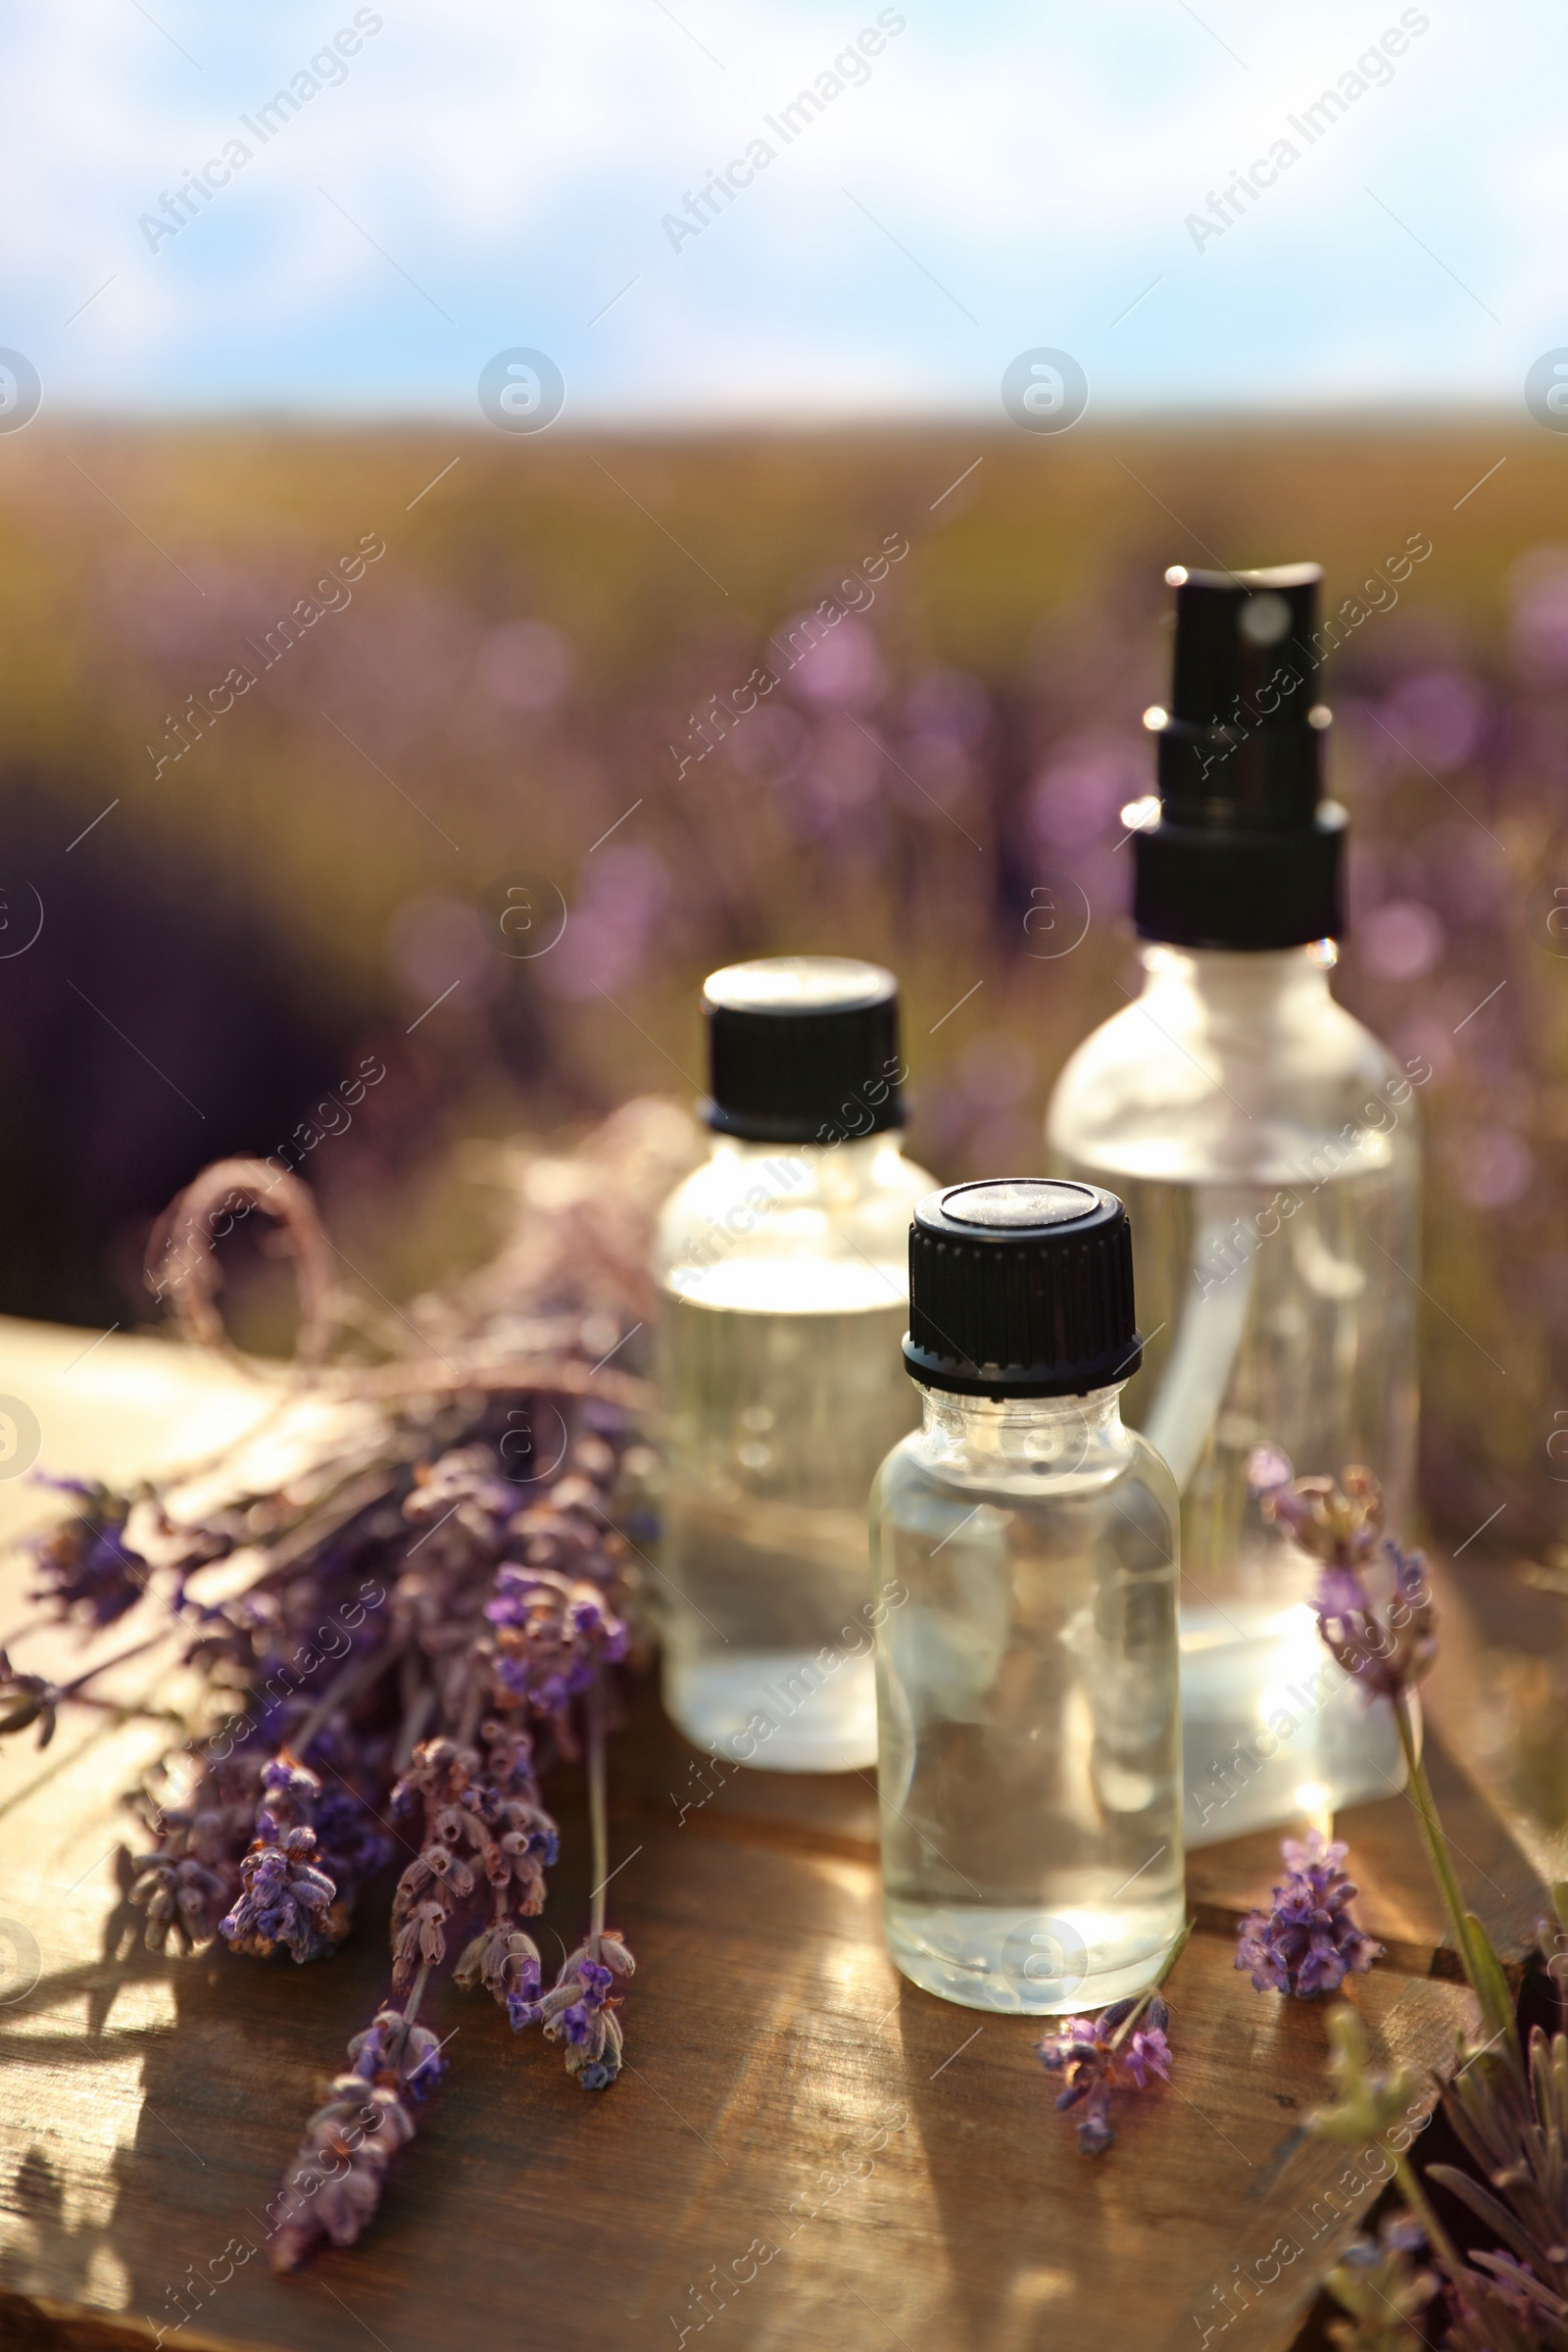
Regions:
[[0, 1321, 1541, 2351]]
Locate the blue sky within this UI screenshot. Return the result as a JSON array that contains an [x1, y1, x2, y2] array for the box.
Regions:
[[4, 0, 1559, 421]]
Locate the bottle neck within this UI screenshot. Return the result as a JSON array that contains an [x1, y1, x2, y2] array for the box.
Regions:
[[1138, 939, 1338, 1020], [704, 1128, 906, 1188], [912, 1379, 1131, 1486]]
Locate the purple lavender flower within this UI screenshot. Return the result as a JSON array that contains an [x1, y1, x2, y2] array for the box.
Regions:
[[402, 1446, 518, 1556], [220, 1823, 343, 1964], [1315, 1537, 1440, 1703], [1236, 1830, 1384, 1998], [258, 1759, 320, 1827], [511, 1932, 634, 2086], [455, 1920, 542, 2004], [389, 1728, 562, 1993], [1248, 1453, 1437, 1702], [27, 1480, 150, 1626], [125, 1762, 258, 1954], [269, 2005, 440, 2271], [129, 1848, 232, 1954], [348, 2007, 448, 2099], [19, 1109, 655, 2274], [1125, 2025, 1171, 2088], [1038, 1992, 1171, 2153], [484, 1565, 626, 1717]]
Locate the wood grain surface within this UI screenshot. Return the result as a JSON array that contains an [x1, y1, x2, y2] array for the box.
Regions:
[[0, 1322, 1536, 2352]]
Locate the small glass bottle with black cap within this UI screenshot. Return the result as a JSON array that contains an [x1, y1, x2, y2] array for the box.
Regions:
[[1048, 563, 1417, 1847], [654, 956, 935, 1772], [872, 1177, 1184, 2015]]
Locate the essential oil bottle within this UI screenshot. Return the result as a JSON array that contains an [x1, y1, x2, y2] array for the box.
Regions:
[[872, 1179, 1184, 2014], [1047, 564, 1419, 1848], [654, 957, 935, 1772]]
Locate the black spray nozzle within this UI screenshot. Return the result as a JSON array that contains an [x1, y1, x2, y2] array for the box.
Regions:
[[1167, 562, 1323, 732], [1152, 562, 1328, 832], [1133, 559, 1346, 952]]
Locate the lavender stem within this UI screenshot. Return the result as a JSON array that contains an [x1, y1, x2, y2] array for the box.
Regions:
[[402, 1961, 430, 2029], [588, 1676, 608, 1944], [1392, 1691, 1483, 2004], [1389, 2143, 1467, 2290], [1103, 1917, 1193, 2055]]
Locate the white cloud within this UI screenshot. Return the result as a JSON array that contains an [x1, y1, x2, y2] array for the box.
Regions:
[[4, 0, 1555, 419]]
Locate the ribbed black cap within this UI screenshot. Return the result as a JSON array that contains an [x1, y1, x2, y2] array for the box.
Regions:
[[1133, 563, 1347, 951], [904, 1180, 1142, 1399], [701, 956, 904, 1144]]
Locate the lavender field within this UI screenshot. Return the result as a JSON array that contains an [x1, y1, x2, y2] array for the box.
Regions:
[[2, 418, 1563, 1552]]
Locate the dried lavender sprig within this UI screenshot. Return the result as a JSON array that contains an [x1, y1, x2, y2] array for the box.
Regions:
[[260, 1439, 637, 2259], [388, 1722, 560, 1992], [152, 1157, 342, 1370], [507, 1676, 636, 2088], [268, 1966, 449, 2272], [2, 1109, 676, 2274], [25, 1479, 154, 1628]]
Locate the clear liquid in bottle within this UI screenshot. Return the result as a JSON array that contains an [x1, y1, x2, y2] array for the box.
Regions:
[[1055, 1145, 1416, 1844], [874, 1397, 1186, 2012], [660, 1269, 918, 1772]]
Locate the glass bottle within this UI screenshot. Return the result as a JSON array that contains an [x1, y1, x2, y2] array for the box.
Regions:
[[872, 1178, 1184, 2015], [1047, 564, 1419, 1848], [655, 957, 935, 1772]]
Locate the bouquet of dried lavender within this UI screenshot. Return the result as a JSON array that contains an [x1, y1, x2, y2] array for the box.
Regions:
[[3, 1100, 701, 2273], [1246, 1454, 1568, 2350]]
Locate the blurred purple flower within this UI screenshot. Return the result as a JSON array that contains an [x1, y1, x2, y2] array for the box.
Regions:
[[1026, 734, 1143, 853], [387, 896, 502, 1010], [270, 2005, 443, 2271], [28, 1480, 150, 1627], [485, 1564, 626, 1714], [1453, 1125, 1534, 1210], [778, 613, 886, 711], [1379, 670, 1487, 771], [1509, 548, 1568, 680], [1249, 1452, 1438, 1703], [1358, 898, 1446, 982], [538, 845, 671, 1002], [1125, 2026, 1171, 2088], [476, 620, 573, 711], [903, 666, 990, 748]]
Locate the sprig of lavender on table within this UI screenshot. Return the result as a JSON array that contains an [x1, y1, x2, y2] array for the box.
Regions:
[[1038, 1919, 1190, 2154], [1, 1102, 698, 2271], [1245, 1453, 1568, 2349]]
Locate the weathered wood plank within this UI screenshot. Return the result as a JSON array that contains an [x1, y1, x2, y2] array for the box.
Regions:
[[0, 1676, 1480, 2352]]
